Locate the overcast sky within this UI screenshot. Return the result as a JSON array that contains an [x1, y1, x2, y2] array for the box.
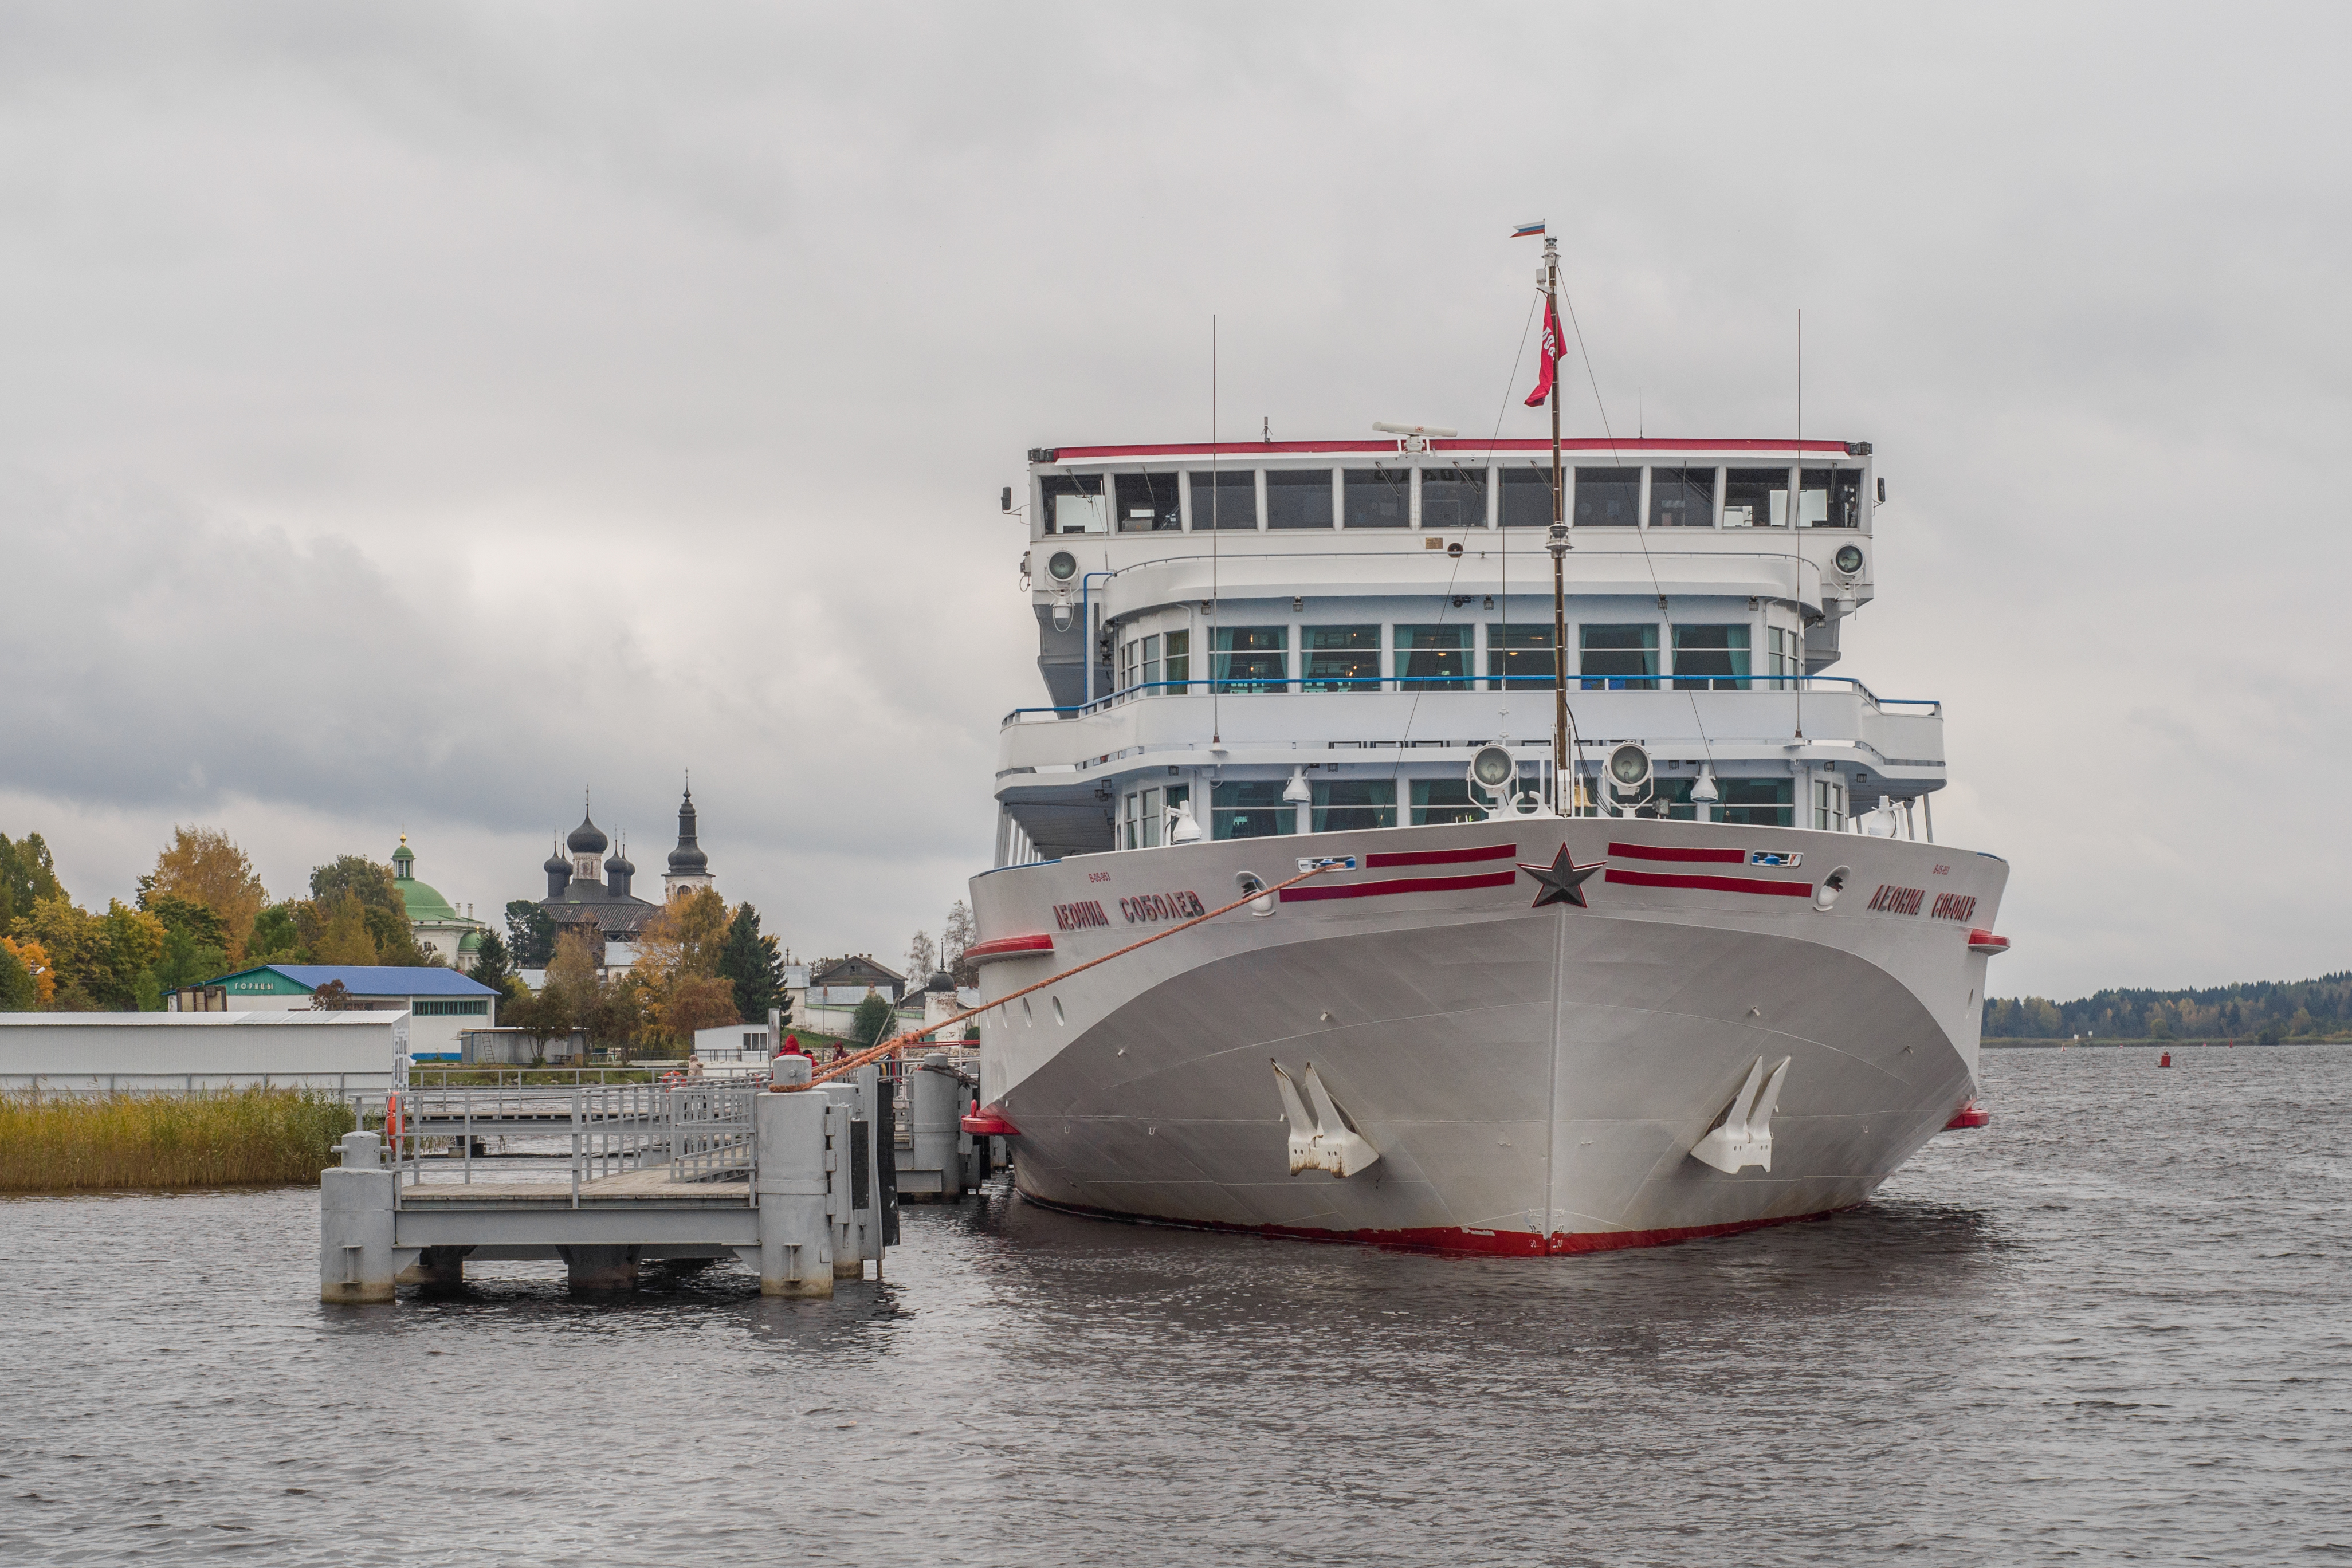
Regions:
[[2, 2, 2345, 997]]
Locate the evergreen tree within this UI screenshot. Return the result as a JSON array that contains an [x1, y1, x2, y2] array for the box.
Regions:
[[505, 899, 556, 968], [850, 989, 894, 1049], [468, 928, 515, 993], [716, 902, 788, 1024]]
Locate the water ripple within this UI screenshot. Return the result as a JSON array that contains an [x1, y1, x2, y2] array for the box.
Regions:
[[1, 1044, 2345, 1565]]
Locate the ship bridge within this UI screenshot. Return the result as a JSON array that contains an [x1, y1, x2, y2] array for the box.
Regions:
[[994, 437, 1942, 866]]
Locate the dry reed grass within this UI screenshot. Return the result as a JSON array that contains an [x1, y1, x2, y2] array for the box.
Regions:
[[0, 1087, 357, 1193]]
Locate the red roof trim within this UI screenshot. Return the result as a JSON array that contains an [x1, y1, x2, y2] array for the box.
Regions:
[[1044, 438, 1857, 462]]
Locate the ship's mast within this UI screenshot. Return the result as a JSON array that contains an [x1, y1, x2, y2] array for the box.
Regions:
[[1542, 236, 1575, 814]]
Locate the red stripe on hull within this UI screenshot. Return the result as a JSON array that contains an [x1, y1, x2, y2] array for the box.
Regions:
[[1018, 1186, 1856, 1256], [964, 934, 1055, 961], [1279, 870, 1518, 902], [1362, 842, 1517, 869], [1605, 867, 1812, 898], [1607, 840, 1747, 864]]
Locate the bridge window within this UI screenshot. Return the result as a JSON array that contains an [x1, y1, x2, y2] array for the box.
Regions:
[[1194, 469, 1259, 529], [1165, 630, 1190, 693], [1395, 624, 1471, 690], [1265, 469, 1334, 529], [1766, 626, 1799, 688], [1499, 463, 1556, 526], [1672, 624, 1750, 690], [1341, 467, 1411, 528], [1116, 472, 1180, 532], [1313, 779, 1396, 832], [1212, 627, 1288, 693], [1411, 778, 1486, 826], [1656, 777, 1793, 826], [1573, 467, 1640, 526], [1302, 625, 1381, 693], [1211, 780, 1296, 839], [1419, 466, 1486, 531], [1118, 633, 1166, 697], [1723, 468, 1788, 529], [1042, 474, 1106, 535], [1487, 624, 1555, 690], [1649, 467, 1716, 527], [1799, 467, 1864, 528], [1580, 623, 1658, 689]]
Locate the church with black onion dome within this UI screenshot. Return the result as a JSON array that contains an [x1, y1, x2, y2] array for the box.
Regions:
[[536, 787, 718, 967]]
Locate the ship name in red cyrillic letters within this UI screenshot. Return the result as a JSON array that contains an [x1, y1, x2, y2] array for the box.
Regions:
[[1866, 883, 1925, 916], [1052, 900, 1112, 931], [1929, 892, 1978, 923]]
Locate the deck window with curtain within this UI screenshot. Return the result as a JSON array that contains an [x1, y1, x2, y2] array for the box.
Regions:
[[1395, 625, 1471, 690], [1212, 627, 1288, 693]]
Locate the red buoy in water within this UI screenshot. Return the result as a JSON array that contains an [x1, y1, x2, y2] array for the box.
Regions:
[[2159, 1051, 2172, 1067], [1943, 1099, 1990, 1130]]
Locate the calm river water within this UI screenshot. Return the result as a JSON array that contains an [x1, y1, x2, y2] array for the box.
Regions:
[[3, 1044, 2346, 1566]]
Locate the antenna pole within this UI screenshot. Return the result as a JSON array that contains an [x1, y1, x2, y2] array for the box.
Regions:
[[1544, 237, 1576, 814]]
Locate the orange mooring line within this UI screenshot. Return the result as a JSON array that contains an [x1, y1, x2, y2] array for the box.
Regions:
[[805, 862, 1336, 1087]]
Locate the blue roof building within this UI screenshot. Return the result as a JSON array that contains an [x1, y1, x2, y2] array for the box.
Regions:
[[173, 965, 500, 1061]]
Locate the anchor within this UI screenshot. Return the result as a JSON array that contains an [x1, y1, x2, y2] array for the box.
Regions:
[[1690, 1055, 1792, 1174], [1271, 1062, 1381, 1178]]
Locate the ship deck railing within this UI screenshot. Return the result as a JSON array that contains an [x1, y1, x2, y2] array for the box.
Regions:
[[1003, 673, 1939, 727]]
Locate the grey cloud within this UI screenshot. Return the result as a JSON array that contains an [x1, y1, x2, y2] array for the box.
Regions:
[[1, 1, 2348, 983]]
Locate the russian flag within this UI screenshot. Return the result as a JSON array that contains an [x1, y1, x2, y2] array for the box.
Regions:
[[1511, 219, 1545, 238]]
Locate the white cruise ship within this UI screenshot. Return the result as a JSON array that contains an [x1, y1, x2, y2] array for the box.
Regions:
[[964, 338, 2007, 1255]]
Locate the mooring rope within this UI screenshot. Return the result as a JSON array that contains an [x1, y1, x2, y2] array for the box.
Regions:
[[804, 861, 1337, 1088]]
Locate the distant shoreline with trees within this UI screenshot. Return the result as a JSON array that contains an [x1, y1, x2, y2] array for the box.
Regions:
[[1984, 971, 2351, 1045]]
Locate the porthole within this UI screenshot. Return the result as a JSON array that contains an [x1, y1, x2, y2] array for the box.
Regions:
[[1813, 867, 1850, 911], [1021, 996, 1034, 1026], [1051, 995, 1066, 1025]]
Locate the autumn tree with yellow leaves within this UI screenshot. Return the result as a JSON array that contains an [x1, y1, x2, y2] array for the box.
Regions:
[[630, 888, 744, 1048], [143, 827, 269, 962]]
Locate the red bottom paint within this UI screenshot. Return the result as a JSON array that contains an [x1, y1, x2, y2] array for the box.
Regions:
[[1943, 1099, 1991, 1130], [1016, 1187, 1855, 1257]]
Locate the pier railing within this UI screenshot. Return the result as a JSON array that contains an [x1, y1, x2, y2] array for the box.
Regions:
[[668, 1086, 758, 1182], [385, 1083, 748, 1205]]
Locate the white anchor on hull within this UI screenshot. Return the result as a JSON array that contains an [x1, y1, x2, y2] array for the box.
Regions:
[[1690, 1055, 1792, 1174], [1271, 1062, 1381, 1178]]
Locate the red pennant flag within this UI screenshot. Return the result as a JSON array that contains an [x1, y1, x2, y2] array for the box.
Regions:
[[1524, 295, 1562, 408]]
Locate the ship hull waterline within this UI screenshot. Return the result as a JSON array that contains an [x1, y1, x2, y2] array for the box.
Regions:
[[969, 816, 2004, 1258]]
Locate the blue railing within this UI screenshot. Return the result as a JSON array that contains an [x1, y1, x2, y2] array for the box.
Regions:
[[1002, 673, 1939, 725]]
